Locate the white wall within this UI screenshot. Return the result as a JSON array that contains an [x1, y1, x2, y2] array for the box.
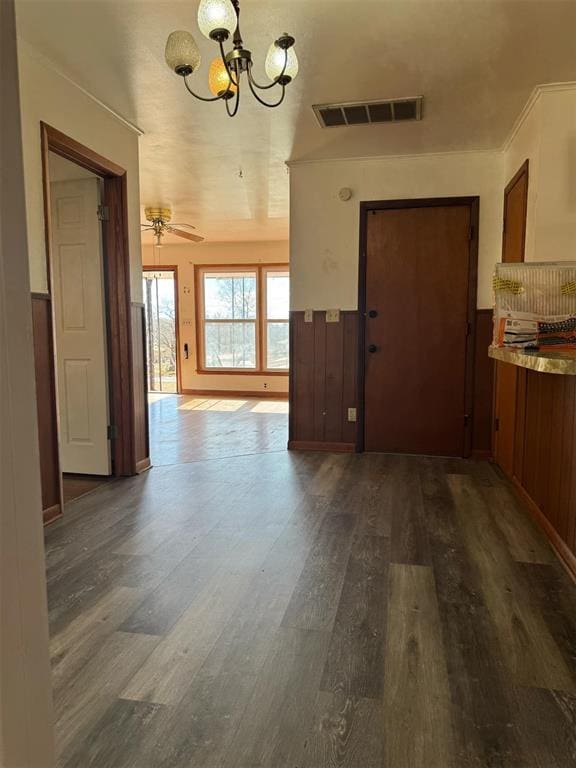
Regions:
[[16, 39, 143, 300], [1, 1, 55, 764], [142, 241, 289, 394], [531, 87, 576, 262], [290, 151, 504, 310]]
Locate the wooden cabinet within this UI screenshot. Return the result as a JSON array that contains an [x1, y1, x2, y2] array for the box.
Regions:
[[493, 360, 518, 477], [494, 362, 576, 578]]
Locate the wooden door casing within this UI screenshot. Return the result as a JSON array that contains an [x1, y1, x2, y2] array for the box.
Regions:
[[360, 199, 478, 457], [494, 160, 529, 476]]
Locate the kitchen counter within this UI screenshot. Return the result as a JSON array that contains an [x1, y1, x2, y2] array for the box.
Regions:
[[488, 345, 576, 376]]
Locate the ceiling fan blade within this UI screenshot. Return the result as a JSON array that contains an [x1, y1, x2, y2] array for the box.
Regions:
[[141, 225, 155, 230], [169, 222, 197, 230], [166, 226, 204, 243]]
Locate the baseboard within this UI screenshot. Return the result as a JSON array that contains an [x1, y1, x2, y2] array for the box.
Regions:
[[511, 477, 576, 582], [182, 389, 289, 400], [135, 458, 152, 474], [43, 503, 62, 525], [288, 440, 356, 453], [471, 449, 493, 460]]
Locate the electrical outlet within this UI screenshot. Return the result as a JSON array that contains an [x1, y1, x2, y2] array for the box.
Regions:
[[326, 309, 340, 323], [304, 308, 313, 323], [347, 407, 357, 422]]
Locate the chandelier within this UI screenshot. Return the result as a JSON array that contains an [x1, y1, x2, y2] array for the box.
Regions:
[[165, 0, 299, 117]]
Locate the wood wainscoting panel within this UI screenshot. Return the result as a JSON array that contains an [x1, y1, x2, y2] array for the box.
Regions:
[[517, 371, 576, 561], [31, 293, 62, 522], [472, 309, 494, 457], [289, 311, 358, 451], [132, 303, 150, 473]]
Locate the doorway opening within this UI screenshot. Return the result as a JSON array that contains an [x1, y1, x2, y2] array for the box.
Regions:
[[143, 267, 181, 394], [32, 124, 145, 523], [48, 152, 113, 503]]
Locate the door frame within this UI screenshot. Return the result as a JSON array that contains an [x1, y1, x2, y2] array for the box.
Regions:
[[357, 196, 480, 455], [39, 123, 138, 495], [142, 264, 182, 394]]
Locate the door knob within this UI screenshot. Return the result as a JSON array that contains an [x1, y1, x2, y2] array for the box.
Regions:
[[368, 309, 378, 318], [368, 344, 378, 353]]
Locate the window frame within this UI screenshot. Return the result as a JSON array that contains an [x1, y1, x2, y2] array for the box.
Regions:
[[194, 263, 289, 375]]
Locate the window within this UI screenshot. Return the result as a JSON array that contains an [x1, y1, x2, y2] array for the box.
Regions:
[[196, 265, 289, 373]]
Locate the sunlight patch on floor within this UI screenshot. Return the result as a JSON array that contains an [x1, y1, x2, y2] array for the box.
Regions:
[[177, 398, 247, 412], [251, 401, 289, 414], [148, 393, 175, 403]]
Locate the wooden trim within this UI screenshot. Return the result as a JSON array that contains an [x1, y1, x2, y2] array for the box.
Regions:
[[143, 265, 182, 394], [102, 174, 136, 474], [41, 122, 126, 177], [357, 196, 480, 456], [194, 263, 290, 374], [39, 122, 140, 486], [182, 388, 288, 400], [42, 503, 62, 525], [288, 440, 356, 453], [31, 291, 51, 301], [502, 159, 529, 265], [135, 457, 152, 474], [195, 369, 289, 377], [512, 476, 576, 582]]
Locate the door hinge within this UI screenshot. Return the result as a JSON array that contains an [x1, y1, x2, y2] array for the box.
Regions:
[[107, 424, 117, 440], [494, 417, 500, 432], [469, 225, 475, 241], [466, 321, 472, 337], [97, 205, 110, 221]]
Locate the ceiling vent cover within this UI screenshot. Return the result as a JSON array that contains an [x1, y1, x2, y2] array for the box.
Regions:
[[313, 97, 423, 128]]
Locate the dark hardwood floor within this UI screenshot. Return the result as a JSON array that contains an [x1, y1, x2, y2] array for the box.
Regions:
[[45, 447, 576, 767]]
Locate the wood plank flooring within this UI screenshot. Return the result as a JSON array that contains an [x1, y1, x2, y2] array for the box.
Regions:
[[148, 394, 289, 465], [45, 451, 576, 767]]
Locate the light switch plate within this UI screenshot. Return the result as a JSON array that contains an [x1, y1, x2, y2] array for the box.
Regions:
[[326, 309, 340, 323], [347, 407, 357, 423], [304, 309, 313, 323]]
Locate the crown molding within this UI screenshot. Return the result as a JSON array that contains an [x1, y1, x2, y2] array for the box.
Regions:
[[500, 81, 576, 153], [286, 148, 499, 168], [17, 38, 144, 136]]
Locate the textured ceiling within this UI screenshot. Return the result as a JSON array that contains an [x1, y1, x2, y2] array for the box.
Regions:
[[15, 0, 576, 244]]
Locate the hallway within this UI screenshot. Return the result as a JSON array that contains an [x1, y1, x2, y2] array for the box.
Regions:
[[45, 451, 576, 767]]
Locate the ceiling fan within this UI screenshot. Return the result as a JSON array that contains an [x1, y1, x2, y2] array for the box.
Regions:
[[141, 207, 205, 246]]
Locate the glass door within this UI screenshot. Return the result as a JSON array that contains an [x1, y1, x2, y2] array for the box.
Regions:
[[143, 269, 179, 393]]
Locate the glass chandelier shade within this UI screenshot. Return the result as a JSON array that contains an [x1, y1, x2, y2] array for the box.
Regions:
[[166, 1, 298, 116], [165, 31, 201, 74], [265, 42, 299, 82], [208, 58, 237, 97], [197, 0, 237, 40]]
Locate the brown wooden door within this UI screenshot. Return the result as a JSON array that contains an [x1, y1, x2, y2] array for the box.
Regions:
[[494, 161, 529, 476], [364, 203, 475, 456]]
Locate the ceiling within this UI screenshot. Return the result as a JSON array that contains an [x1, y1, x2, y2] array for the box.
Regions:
[[15, 0, 576, 244]]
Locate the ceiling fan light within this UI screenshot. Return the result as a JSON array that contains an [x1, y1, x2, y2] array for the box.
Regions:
[[198, 0, 237, 41], [165, 31, 201, 76], [208, 58, 237, 98], [265, 41, 298, 83]]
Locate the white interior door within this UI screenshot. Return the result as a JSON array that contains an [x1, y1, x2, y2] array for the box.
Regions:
[[51, 178, 111, 475]]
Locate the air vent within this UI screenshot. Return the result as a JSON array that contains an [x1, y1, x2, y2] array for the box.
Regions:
[[313, 97, 423, 128]]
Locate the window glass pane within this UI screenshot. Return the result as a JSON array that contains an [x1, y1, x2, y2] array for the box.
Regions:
[[266, 273, 289, 319], [204, 273, 257, 320], [204, 321, 256, 368], [266, 322, 289, 369]]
